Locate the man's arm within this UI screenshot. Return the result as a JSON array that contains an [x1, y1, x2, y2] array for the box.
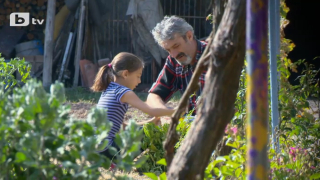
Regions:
[[146, 93, 168, 109], [147, 56, 178, 109]]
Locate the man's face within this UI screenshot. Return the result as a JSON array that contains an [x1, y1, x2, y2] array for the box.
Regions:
[[160, 32, 194, 66]]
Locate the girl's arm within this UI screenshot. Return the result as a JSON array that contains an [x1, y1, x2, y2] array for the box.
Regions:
[[120, 91, 175, 117], [122, 117, 161, 129]]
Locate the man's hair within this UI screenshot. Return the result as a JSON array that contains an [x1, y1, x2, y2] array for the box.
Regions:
[[151, 15, 194, 46]]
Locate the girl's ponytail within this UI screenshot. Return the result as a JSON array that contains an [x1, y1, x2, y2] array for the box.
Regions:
[[91, 52, 144, 92], [91, 64, 113, 92]]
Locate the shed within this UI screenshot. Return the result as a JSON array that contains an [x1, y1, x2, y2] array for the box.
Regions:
[[0, 0, 213, 88]]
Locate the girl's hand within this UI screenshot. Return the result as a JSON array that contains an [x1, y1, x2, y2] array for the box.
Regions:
[[150, 117, 161, 126], [122, 122, 128, 130]]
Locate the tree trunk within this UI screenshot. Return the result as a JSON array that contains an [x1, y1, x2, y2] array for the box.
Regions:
[[166, 0, 246, 179], [211, 0, 234, 158], [212, 0, 227, 34]]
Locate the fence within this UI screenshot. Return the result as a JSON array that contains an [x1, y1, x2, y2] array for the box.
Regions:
[[95, 0, 212, 85], [161, 0, 212, 40]]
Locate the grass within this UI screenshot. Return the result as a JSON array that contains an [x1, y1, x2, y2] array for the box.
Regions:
[[65, 87, 101, 103]]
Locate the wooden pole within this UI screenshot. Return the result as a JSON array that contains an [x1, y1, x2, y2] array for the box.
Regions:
[[43, 0, 56, 89], [246, 0, 269, 178], [73, 0, 86, 87]]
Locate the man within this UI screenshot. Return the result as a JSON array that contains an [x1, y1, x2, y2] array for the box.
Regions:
[[147, 15, 208, 115]]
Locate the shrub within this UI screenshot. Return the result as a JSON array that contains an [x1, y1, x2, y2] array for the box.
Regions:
[[0, 79, 145, 179], [0, 54, 31, 92]]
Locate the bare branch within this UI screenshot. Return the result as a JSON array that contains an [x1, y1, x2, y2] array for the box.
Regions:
[[164, 34, 213, 167]]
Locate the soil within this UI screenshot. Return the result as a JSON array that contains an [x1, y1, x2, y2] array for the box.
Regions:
[[67, 100, 319, 122], [67, 102, 96, 119], [66, 101, 179, 124]]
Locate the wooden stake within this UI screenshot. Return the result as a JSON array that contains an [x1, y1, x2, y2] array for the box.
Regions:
[[58, 32, 73, 81], [43, 0, 56, 89], [94, 27, 101, 60], [73, 0, 87, 87]]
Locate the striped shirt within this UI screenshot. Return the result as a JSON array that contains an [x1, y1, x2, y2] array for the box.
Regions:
[[97, 82, 131, 140], [149, 39, 207, 115]]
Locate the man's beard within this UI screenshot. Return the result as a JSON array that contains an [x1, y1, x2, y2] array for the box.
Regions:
[[176, 53, 192, 66]]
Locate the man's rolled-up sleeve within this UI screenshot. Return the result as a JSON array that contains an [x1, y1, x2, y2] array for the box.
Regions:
[[149, 57, 178, 102]]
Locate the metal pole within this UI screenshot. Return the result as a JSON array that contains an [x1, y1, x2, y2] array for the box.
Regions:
[[268, 0, 281, 153], [58, 32, 73, 82], [275, 0, 281, 56], [246, 0, 269, 179]]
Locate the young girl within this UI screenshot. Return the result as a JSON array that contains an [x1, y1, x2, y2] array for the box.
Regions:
[[91, 52, 174, 162]]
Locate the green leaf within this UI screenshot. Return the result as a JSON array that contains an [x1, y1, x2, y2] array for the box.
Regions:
[[87, 152, 102, 162], [213, 168, 221, 177], [213, 156, 227, 166], [235, 168, 242, 177], [114, 135, 124, 148], [226, 161, 241, 169], [100, 156, 111, 169], [156, 158, 167, 166], [310, 173, 320, 179], [134, 156, 148, 168], [82, 123, 94, 137], [15, 152, 26, 163], [285, 164, 294, 170], [50, 82, 66, 103], [109, 147, 120, 158], [226, 140, 237, 149], [62, 161, 74, 168], [159, 172, 167, 180], [127, 143, 140, 154], [280, 134, 287, 140], [28, 169, 41, 180], [1, 155, 6, 163], [204, 168, 213, 179], [220, 166, 233, 176], [143, 172, 158, 180]]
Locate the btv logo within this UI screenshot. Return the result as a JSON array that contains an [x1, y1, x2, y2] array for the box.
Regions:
[[10, 13, 44, 26]]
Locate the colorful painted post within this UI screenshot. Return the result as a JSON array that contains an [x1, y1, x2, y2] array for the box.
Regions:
[[246, 0, 269, 179]]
